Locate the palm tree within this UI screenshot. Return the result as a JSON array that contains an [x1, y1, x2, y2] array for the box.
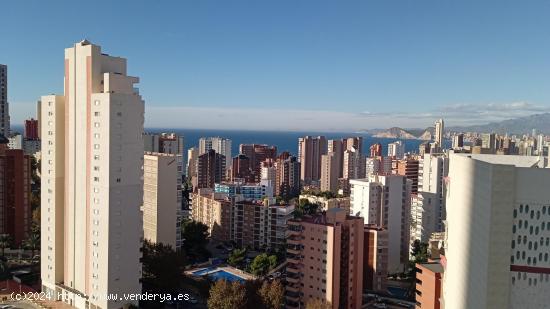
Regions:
[[0, 234, 12, 257], [23, 233, 40, 259]]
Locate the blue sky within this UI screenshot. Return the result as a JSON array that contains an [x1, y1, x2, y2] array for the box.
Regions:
[[2, 0, 550, 131]]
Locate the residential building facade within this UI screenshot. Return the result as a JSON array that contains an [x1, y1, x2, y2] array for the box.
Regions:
[[143, 153, 183, 249], [286, 209, 364, 309], [40, 41, 143, 309]]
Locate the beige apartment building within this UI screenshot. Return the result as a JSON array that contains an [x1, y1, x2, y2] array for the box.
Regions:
[[191, 188, 293, 250], [143, 153, 183, 249], [444, 154, 550, 309], [40, 41, 143, 309], [286, 208, 364, 309], [351, 175, 411, 273], [363, 225, 388, 292], [320, 152, 339, 193]]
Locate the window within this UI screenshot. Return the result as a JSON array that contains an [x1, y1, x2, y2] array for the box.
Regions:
[[94, 112, 100, 116], [94, 100, 100, 106], [94, 122, 100, 128]]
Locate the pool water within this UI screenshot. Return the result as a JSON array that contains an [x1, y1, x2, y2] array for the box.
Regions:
[[207, 270, 245, 282], [191, 267, 216, 276], [191, 267, 246, 282]]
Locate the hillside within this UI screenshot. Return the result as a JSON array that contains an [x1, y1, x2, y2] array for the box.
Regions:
[[371, 126, 434, 140], [372, 127, 419, 139], [449, 113, 550, 134]]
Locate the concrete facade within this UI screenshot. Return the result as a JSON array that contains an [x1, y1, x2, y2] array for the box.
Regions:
[[143, 153, 183, 249], [444, 154, 550, 309], [286, 209, 364, 309], [40, 41, 143, 309], [351, 175, 411, 273]]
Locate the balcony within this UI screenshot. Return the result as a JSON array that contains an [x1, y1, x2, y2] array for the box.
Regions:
[[287, 248, 300, 255], [286, 229, 300, 237], [285, 292, 300, 303], [287, 237, 301, 245], [287, 265, 301, 274], [286, 276, 300, 284], [287, 255, 301, 264], [286, 285, 300, 293]]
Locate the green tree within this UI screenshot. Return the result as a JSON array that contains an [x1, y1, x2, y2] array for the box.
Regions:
[[411, 240, 429, 263], [294, 199, 320, 218], [0, 234, 12, 256], [141, 240, 186, 294], [23, 233, 40, 258], [181, 220, 210, 263], [207, 280, 247, 309], [228, 248, 247, 268], [249, 253, 277, 276], [259, 279, 285, 309]]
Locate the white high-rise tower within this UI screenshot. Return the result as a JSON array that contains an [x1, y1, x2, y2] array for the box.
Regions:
[[435, 118, 444, 147], [40, 40, 143, 309]]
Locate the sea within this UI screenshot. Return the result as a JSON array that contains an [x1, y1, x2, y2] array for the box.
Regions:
[[146, 128, 451, 158], [11, 125, 450, 158]]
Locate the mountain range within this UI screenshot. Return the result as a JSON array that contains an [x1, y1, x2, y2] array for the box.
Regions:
[[363, 113, 550, 139]]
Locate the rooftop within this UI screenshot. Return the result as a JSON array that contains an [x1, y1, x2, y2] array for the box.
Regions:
[[454, 153, 544, 168], [417, 262, 444, 273]]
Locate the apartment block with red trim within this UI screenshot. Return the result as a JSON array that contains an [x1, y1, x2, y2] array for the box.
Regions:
[[444, 154, 550, 308], [40, 41, 143, 309]]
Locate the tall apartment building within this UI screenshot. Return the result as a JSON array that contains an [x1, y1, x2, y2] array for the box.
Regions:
[[231, 154, 255, 183], [434, 119, 444, 147], [370, 143, 382, 157], [387, 141, 405, 159], [343, 137, 363, 153], [143, 153, 183, 250], [443, 154, 550, 309], [260, 159, 277, 185], [187, 147, 198, 179], [199, 137, 232, 168], [397, 158, 419, 194], [363, 225, 388, 292], [286, 208, 364, 309], [24, 118, 39, 140], [40, 41, 143, 309], [0, 64, 9, 137], [239, 144, 277, 179], [191, 189, 293, 249], [196, 149, 226, 189], [452, 133, 464, 149], [418, 154, 448, 232], [0, 137, 31, 246], [365, 156, 392, 177], [298, 136, 327, 183], [343, 147, 366, 180], [481, 133, 496, 153], [320, 153, 339, 193], [327, 139, 344, 178], [274, 152, 300, 199], [350, 175, 411, 272]]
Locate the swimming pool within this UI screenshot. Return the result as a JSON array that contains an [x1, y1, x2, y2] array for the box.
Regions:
[[207, 270, 245, 282], [191, 267, 247, 282], [191, 267, 216, 276]]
